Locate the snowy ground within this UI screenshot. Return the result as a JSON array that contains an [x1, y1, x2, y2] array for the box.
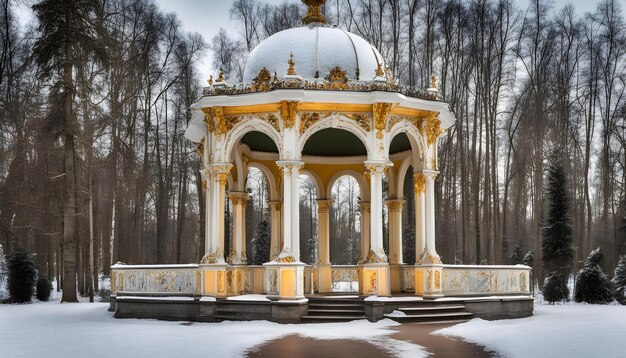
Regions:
[[0, 300, 427, 358], [436, 304, 626, 358]]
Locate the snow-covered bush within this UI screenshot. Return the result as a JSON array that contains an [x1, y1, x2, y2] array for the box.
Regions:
[[98, 274, 111, 302], [543, 270, 569, 303], [574, 248, 613, 304], [36, 275, 53, 301], [0, 243, 7, 298], [612, 255, 626, 304], [7, 248, 37, 303]]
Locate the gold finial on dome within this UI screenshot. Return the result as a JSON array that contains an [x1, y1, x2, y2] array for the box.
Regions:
[[216, 68, 224, 82], [431, 73, 437, 89], [302, 0, 327, 25], [287, 52, 296, 75], [375, 63, 385, 77]]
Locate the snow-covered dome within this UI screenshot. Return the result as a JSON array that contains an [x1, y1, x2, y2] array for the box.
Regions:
[[243, 25, 385, 83]]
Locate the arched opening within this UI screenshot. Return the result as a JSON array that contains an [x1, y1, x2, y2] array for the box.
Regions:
[[245, 167, 271, 265], [299, 173, 319, 265], [330, 175, 361, 265], [302, 128, 367, 156], [240, 131, 279, 153], [402, 166, 416, 264]]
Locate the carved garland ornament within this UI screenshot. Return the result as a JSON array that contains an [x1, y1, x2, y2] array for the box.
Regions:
[[279, 100, 300, 129], [200, 250, 218, 264], [364, 249, 388, 264], [425, 114, 442, 146], [299, 112, 330, 134], [276, 256, 296, 263], [373, 103, 394, 139], [345, 113, 371, 132]]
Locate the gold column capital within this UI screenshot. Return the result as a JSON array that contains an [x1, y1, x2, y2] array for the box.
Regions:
[[316, 199, 333, 212], [385, 199, 405, 211]]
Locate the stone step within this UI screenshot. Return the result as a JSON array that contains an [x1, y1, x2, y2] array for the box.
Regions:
[[213, 312, 270, 321], [308, 303, 365, 310], [384, 311, 474, 323], [301, 315, 366, 323], [307, 309, 365, 316], [398, 305, 466, 314]]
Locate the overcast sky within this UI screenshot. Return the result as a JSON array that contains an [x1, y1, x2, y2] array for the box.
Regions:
[[14, 0, 622, 82]]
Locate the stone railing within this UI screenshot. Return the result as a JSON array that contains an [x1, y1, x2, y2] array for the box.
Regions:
[[441, 264, 531, 296], [110, 264, 200, 296], [330, 265, 359, 293]]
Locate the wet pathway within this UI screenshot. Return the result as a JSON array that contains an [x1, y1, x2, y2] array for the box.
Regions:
[[246, 322, 493, 357]]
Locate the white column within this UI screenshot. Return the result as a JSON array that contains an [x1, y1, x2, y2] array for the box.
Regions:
[[228, 192, 247, 264], [269, 201, 281, 260], [317, 200, 333, 265], [275, 161, 303, 262], [414, 172, 426, 264], [359, 202, 371, 262], [386, 199, 404, 264], [421, 170, 440, 264], [364, 162, 387, 262], [207, 163, 231, 264], [201, 168, 212, 256]]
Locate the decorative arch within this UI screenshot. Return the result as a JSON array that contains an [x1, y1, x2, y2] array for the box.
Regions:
[[298, 114, 371, 156], [300, 169, 324, 199], [326, 170, 370, 201], [395, 155, 413, 199], [223, 118, 283, 163], [247, 161, 279, 201]]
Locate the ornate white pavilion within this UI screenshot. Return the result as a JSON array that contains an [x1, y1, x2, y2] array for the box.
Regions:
[[110, 0, 532, 323]]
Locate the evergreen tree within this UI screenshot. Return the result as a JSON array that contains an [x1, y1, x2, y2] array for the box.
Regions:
[[613, 255, 626, 304], [32, 0, 106, 302], [252, 221, 270, 265], [522, 251, 534, 267], [511, 243, 524, 265], [574, 248, 614, 304], [36, 275, 53, 301], [543, 270, 569, 304], [542, 152, 574, 277], [7, 248, 38, 303]]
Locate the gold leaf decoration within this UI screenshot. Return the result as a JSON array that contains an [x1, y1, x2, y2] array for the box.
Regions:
[[413, 172, 426, 194], [373, 103, 393, 139], [324, 66, 348, 90], [279, 100, 300, 129], [425, 113, 442, 146], [345, 113, 371, 132]]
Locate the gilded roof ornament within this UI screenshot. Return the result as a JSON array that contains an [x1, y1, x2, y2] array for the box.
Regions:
[[216, 68, 225, 82], [207, 75, 213, 86], [302, 0, 327, 25], [287, 52, 297, 75], [375, 63, 385, 77], [324, 66, 348, 90], [431, 74, 437, 89]]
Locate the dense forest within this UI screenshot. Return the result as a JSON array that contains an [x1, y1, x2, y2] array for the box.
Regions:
[[0, 0, 625, 301]]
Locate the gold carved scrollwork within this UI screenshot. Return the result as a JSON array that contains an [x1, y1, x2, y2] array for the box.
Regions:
[[345, 113, 371, 132], [201, 179, 207, 192], [370, 272, 377, 290], [373, 103, 394, 139], [200, 250, 218, 264], [421, 251, 442, 265], [279, 100, 300, 129], [202, 107, 239, 136], [276, 256, 296, 263], [435, 271, 441, 290], [299, 112, 329, 134], [217, 271, 224, 293], [324, 66, 349, 90], [425, 113, 442, 146], [413, 173, 426, 194], [261, 114, 280, 132], [364, 249, 388, 264]]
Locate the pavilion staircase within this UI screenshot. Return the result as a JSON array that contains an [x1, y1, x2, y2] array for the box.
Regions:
[[302, 297, 366, 323], [383, 303, 474, 324]]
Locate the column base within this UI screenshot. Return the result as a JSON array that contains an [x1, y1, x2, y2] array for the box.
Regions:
[[200, 263, 229, 298], [415, 264, 444, 298], [359, 263, 390, 297], [263, 261, 306, 300]]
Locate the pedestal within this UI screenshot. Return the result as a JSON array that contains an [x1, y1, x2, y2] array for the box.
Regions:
[[415, 264, 443, 298], [390, 263, 402, 293], [263, 261, 306, 300], [201, 263, 228, 298], [359, 263, 390, 296], [317, 263, 332, 293]]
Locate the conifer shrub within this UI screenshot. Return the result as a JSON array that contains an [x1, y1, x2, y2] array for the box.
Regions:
[[543, 270, 569, 303], [613, 255, 626, 304], [36, 275, 53, 301], [7, 248, 37, 303], [574, 248, 614, 304]]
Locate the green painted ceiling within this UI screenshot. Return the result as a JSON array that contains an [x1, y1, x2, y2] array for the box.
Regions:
[[389, 133, 412, 154], [239, 129, 412, 156], [302, 128, 367, 156], [240, 131, 279, 153]]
